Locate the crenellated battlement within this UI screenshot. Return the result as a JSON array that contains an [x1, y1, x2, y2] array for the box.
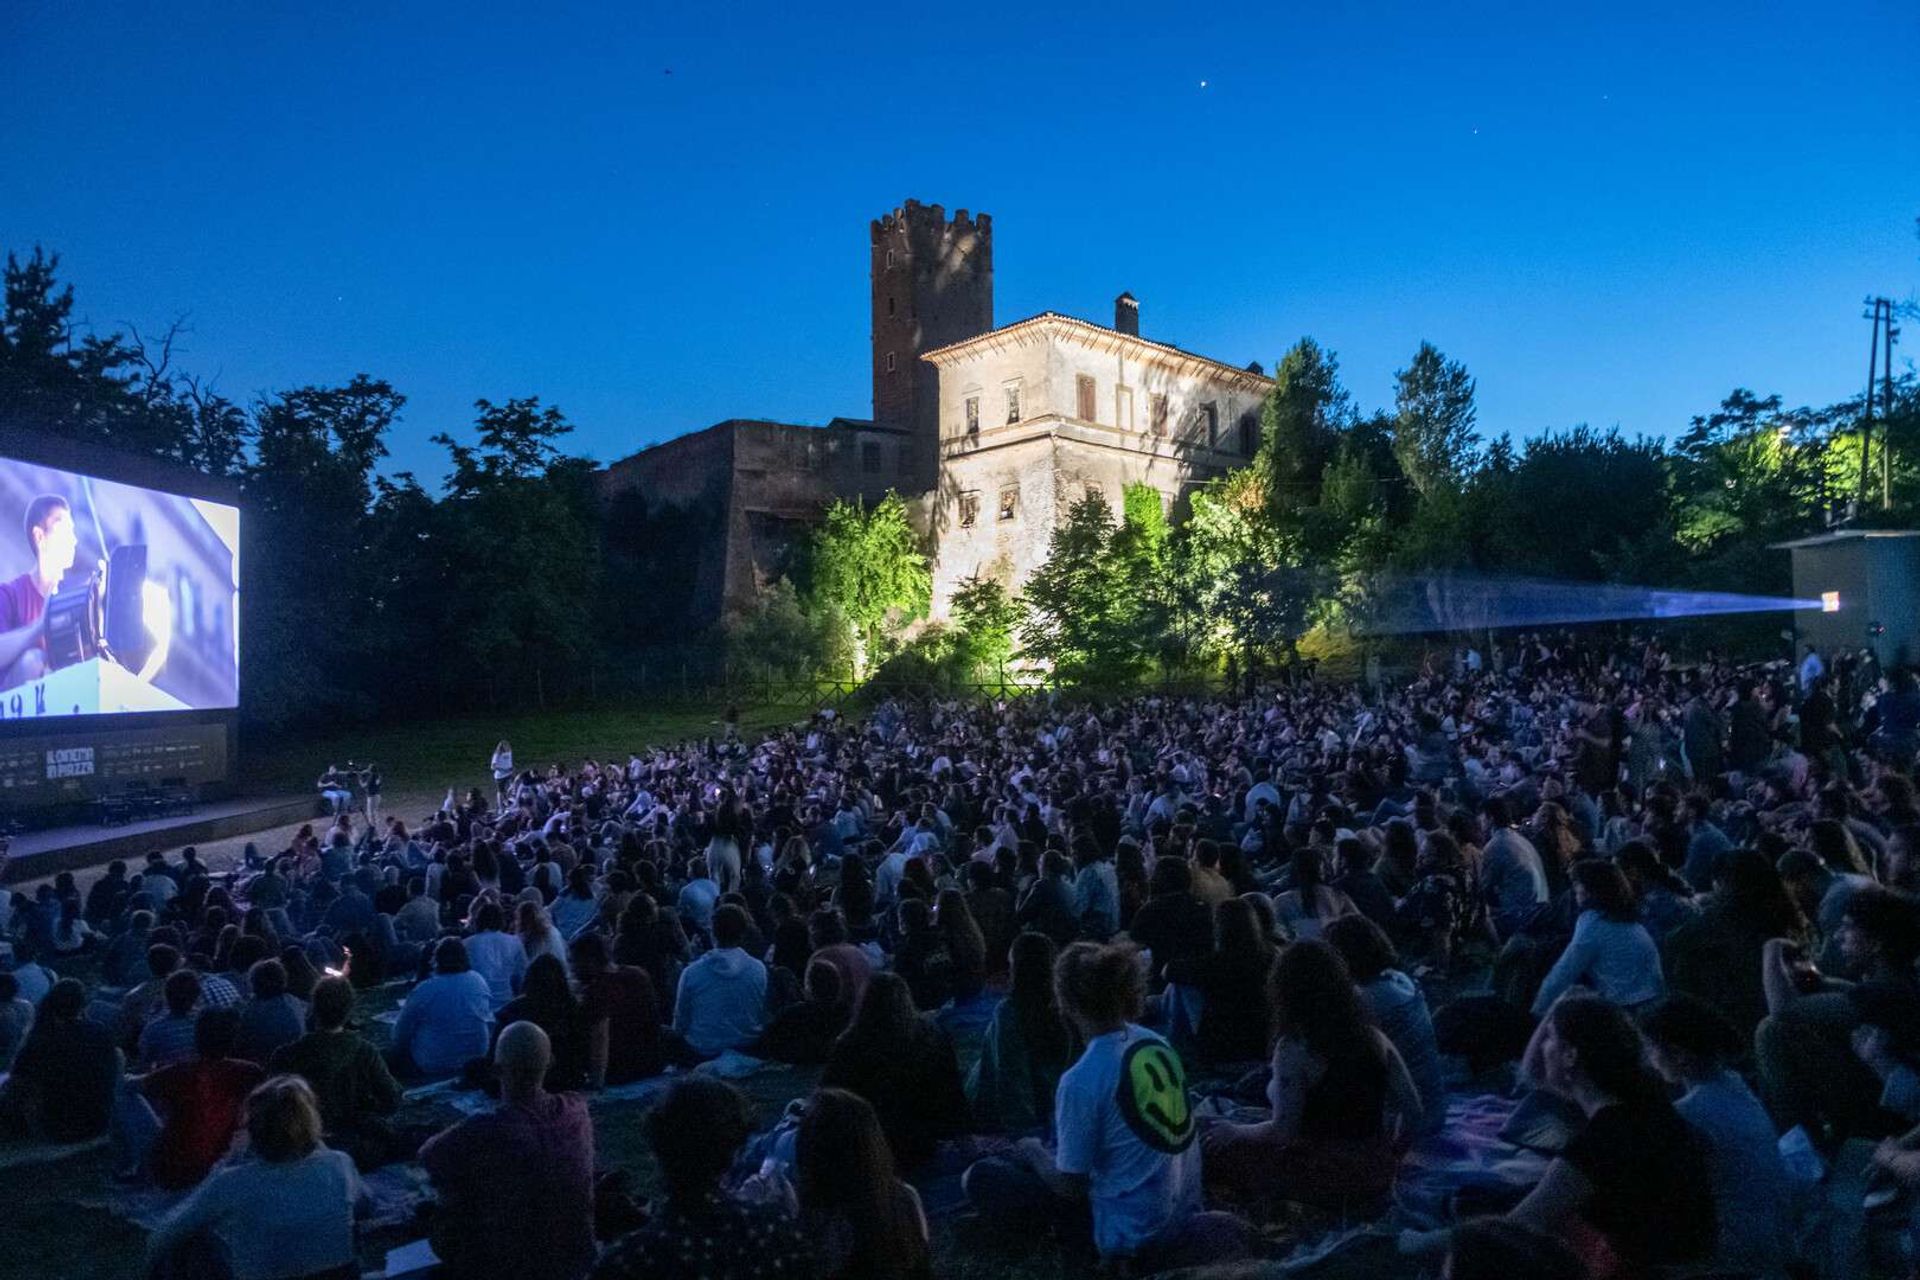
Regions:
[[871, 199, 992, 243]]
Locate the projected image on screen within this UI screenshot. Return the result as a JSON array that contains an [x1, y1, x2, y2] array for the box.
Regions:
[[0, 458, 238, 718]]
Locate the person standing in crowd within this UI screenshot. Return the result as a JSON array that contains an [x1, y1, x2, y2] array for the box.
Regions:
[[491, 740, 515, 802]]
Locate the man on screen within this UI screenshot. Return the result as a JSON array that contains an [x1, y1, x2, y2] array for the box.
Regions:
[[0, 495, 78, 690]]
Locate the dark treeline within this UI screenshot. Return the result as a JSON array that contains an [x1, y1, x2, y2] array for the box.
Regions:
[[2, 246, 1915, 722]]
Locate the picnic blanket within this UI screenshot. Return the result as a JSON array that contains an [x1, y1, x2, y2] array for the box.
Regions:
[[85, 1161, 432, 1232], [1391, 1092, 1549, 1227]]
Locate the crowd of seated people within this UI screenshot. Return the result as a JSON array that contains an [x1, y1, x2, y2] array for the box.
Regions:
[[2, 632, 1920, 1277]]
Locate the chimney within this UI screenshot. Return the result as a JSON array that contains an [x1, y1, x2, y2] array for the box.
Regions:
[[1114, 292, 1139, 337]]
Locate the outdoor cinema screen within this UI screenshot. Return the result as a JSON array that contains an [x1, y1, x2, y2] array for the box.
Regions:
[[0, 456, 238, 719]]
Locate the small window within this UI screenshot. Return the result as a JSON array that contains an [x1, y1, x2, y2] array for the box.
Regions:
[[958, 491, 980, 528], [1005, 383, 1022, 425], [1202, 401, 1219, 446], [862, 442, 881, 473], [1076, 374, 1097, 422], [887, 296, 895, 316], [885, 248, 895, 269], [964, 396, 980, 440], [1239, 411, 1259, 456], [885, 351, 896, 373], [998, 487, 1019, 521], [1149, 393, 1169, 437], [1116, 386, 1134, 431]]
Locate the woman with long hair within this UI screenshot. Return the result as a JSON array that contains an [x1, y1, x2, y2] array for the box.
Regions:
[[1663, 847, 1806, 1041], [796, 1087, 933, 1280], [966, 932, 1073, 1133], [1613, 839, 1697, 944], [1202, 939, 1420, 1213], [1272, 846, 1358, 943], [934, 888, 989, 1004], [514, 899, 570, 980], [1530, 860, 1666, 1015], [1501, 996, 1715, 1276], [493, 953, 590, 1090], [1164, 897, 1278, 1064], [821, 971, 967, 1171]]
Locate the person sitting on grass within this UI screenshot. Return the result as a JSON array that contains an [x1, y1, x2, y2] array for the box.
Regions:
[[147, 1075, 364, 1280], [671, 903, 766, 1059], [752, 957, 851, 1066], [269, 977, 404, 1170], [494, 953, 591, 1091], [1201, 939, 1422, 1215], [966, 931, 1074, 1135], [235, 958, 307, 1067], [589, 1076, 816, 1280], [962, 941, 1255, 1271], [389, 937, 492, 1079], [796, 1087, 932, 1280], [569, 931, 664, 1086], [0, 977, 116, 1143], [119, 1006, 263, 1190], [820, 971, 967, 1173], [421, 1021, 597, 1280], [1639, 994, 1794, 1277]]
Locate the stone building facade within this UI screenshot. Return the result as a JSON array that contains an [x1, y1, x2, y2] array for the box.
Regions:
[[599, 200, 1269, 628], [922, 307, 1269, 617]]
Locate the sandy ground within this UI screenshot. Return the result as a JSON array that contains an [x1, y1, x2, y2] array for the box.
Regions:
[[12, 785, 456, 894]]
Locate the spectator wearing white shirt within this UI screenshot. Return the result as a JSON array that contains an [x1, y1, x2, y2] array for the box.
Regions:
[[463, 902, 528, 1010]]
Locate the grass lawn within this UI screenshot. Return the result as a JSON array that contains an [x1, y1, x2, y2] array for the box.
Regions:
[[238, 701, 808, 801]]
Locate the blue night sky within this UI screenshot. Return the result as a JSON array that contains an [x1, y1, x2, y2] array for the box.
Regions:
[[3, 3, 1916, 483]]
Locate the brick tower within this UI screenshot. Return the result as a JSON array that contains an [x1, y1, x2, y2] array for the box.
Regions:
[[871, 201, 993, 492]]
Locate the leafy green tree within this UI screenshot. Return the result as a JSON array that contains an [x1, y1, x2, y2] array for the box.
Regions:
[[1258, 338, 1351, 527], [242, 375, 405, 722], [428, 398, 601, 708], [1018, 493, 1145, 683], [950, 574, 1019, 679], [807, 491, 930, 673], [1391, 342, 1479, 498], [0, 248, 247, 474]]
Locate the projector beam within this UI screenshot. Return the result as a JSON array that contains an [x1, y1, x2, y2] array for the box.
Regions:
[[1359, 574, 1823, 636]]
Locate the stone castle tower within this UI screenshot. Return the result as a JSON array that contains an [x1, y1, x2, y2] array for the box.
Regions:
[[870, 201, 993, 492]]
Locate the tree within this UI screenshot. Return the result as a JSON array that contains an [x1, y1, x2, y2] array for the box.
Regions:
[[1171, 469, 1320, 665], [429, 398, 601, 708], [1018, 493, 1145, 684], [1391, 342, 1478, 498], [241, 375, 405, 722], [0, 248, 247, 474], [950, 575, 1019, 680], [807, 491, 930, 673], [1258, 337, 1351, 526]]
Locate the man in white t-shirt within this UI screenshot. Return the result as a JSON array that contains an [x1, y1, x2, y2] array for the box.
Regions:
[[961, 943, 1249, 1268]]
